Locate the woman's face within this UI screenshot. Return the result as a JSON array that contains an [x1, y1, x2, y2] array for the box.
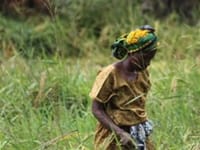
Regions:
[[128, 49, 157, 70]]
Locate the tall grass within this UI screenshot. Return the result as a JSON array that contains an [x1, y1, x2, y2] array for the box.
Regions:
[[0, 0, 200, 149], [0, 56, 96, 150], [148, 58, 200, 149]]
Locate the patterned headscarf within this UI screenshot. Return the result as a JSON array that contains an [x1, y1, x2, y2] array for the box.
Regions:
[[111, 25, 157, 59]]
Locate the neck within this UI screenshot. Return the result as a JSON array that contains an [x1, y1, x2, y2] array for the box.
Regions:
[[115, 60, 138, 81], [122, 58, 138, 73]]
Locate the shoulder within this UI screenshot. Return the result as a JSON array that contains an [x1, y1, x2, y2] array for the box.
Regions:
[[96, 64, 115, 80], [89, 64, 116, 102]]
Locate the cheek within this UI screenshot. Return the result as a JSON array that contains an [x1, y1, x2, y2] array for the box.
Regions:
[[143, 53, 154, 61], [140, 55, 152, 66]]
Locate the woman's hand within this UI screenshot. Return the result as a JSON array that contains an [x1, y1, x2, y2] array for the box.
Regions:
[[118, 130, 137, 148]]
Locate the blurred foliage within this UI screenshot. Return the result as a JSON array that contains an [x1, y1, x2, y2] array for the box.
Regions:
[[0, 0, 199, 59]]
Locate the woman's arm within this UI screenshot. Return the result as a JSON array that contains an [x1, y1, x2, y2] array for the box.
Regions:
[[92, 99, 136, 147]]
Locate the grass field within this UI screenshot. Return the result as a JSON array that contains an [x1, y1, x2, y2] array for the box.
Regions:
[[0, 1, 200, 150]]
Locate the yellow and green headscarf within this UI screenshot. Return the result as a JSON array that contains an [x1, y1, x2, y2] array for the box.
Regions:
[[111, 25, 157, 59]]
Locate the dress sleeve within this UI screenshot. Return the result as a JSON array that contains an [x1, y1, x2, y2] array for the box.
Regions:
[[89, 66, 114, 103]]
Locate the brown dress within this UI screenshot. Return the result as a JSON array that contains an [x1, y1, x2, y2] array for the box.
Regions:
[[89, 64, 155, 150]]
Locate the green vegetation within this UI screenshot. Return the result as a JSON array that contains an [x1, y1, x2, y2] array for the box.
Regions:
[[0, 0, 200, 149]]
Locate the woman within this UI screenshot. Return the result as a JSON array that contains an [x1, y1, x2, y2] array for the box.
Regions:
[[90, 25, 158, 150]]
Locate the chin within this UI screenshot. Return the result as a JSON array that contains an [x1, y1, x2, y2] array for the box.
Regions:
[[138, 65, 149, 71]]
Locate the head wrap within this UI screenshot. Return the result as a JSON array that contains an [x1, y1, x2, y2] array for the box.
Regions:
[[111, 25, 157, 59]]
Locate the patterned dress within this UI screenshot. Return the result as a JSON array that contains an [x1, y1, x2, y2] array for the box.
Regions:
[[89, 64, 155, 150]]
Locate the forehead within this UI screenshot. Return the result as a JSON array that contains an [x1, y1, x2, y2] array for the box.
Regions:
[[129, 49, 145, 55]]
